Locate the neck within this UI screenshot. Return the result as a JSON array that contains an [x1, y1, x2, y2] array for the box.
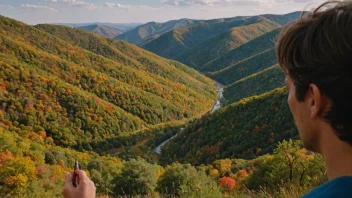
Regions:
[[320, 129, 352, 180]]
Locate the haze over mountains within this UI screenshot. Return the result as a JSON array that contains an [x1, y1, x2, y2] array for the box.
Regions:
[[55, 22, 142, 31], [78, 24, 123, 38]]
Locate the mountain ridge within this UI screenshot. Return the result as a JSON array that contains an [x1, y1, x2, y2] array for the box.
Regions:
[[78, 24, 123, 38]]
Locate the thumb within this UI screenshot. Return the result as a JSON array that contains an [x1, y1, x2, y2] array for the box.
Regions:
[[64, 172, 73, 188]]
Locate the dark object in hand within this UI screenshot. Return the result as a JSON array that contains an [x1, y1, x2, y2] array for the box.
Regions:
[[72, 160, 80, 187]]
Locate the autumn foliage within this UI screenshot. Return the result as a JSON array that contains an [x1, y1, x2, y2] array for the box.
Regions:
[[218, 177, 236, 192]]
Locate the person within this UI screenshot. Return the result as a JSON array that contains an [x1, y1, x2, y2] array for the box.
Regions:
[[62, 1, 352, 197], [276, 0, 352, 197], [62, 170, 96, 198]]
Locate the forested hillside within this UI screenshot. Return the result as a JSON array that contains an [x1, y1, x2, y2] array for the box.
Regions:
[[125, 13, 299, 74], [210, 48, 277, 85], [175, 19, 279, 68], [35, 24, 214, 92], [200, 28, 280, 72], [223, 65, 285, 104], [0, 15, 216, 151], [160, 88, 298, 165], [141, 16, 269, 59], [0, 11, 330, 198]]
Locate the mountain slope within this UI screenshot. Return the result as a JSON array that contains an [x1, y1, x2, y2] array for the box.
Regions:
[[55, 22, 141, 31], [175, 18, 280, 68], [223, 65, 285, 104], [263, 12, 301, 26], [209, 48, 277, 85], [0, 15, 216, 150], [114, 19, 203, 44], [141, 16, 263, 59], [78, 24, 123, 38], [137, 12, 299, 69], [160, 87, 297, 165], [35, 24, 214, 95], [200, 28, 280, 72]]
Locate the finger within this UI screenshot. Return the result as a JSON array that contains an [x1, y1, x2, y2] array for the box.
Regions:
[[77, 170, 89, 182], [62, 172, 73, 196], [64, 172, 73, 187]]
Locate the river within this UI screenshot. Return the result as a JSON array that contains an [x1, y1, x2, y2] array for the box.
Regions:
[[152, 83, 225, 154]]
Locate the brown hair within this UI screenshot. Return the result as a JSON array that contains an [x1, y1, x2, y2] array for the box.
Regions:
[[276, 0, 352, 145]]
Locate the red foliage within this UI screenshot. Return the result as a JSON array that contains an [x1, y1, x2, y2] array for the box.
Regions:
[[38, 93, 46, 100], [218, 176, 236, 192], [237, 169, 248, 176]]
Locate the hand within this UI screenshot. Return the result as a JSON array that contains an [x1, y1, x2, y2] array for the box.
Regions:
[[62, 170, 96, 198]]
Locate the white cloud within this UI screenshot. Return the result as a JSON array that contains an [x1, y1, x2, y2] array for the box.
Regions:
[[21, 4, 58, 12], [103, 3, 130, 8], [46, 0, 96, 9], [161, 0, 318, 6], [0, 5, 13, 9], [102, 3, 155, 9], [71, 2, 96, 9], [162, 0, 263, 6]]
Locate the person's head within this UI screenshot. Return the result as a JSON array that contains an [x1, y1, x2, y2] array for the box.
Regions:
[[276, 0, 352, 152]]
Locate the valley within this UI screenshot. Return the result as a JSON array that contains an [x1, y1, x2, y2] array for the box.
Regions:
[[0, 8, 328, 198]]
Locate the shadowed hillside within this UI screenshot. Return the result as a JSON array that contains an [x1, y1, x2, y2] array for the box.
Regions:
[[223, 65, 285, 104]]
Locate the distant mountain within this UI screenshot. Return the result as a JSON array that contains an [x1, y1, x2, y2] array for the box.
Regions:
[[54, 22, 142, 31], [114, 19, 204, 44], [175, 18, 280, 68], [140, 16, 261, 59], [127, 13, 299, 81], [0, 15, 216, 151], [78, 24, 123, 38], [200, 28, 281, 73]]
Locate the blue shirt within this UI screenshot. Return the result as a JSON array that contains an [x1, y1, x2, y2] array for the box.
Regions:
[[302, 176, 352, 198]]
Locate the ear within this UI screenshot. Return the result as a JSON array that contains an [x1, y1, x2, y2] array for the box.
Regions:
[[307, 84, 323, 119]]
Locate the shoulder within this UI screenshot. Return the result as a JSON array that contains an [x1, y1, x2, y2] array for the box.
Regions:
[[302, 177, 352, 198]]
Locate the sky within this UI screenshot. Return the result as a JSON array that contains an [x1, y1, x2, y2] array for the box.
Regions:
[[0, 0, 324, 25]]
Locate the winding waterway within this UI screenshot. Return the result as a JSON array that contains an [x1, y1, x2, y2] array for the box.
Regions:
[[152, 83, 225, 154]]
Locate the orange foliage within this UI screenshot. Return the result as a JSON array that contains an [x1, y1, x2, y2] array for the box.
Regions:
[[40, 77, 50, 83], [38, 93, 47, 100], [237, 169, 248, 176], [218, 176, 236, 192], [25, 81, 32, 87], [39, 131, 47, 139]]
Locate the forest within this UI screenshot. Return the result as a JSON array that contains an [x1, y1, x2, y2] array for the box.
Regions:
[[0, 12, 329, 198]]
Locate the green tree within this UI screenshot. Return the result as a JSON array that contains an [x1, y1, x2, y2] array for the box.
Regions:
[[157, 163, 222, 197], [112, 158, 158, 196]]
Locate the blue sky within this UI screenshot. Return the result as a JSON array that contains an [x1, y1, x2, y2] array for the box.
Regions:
[[0, 0, 324, 24]]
